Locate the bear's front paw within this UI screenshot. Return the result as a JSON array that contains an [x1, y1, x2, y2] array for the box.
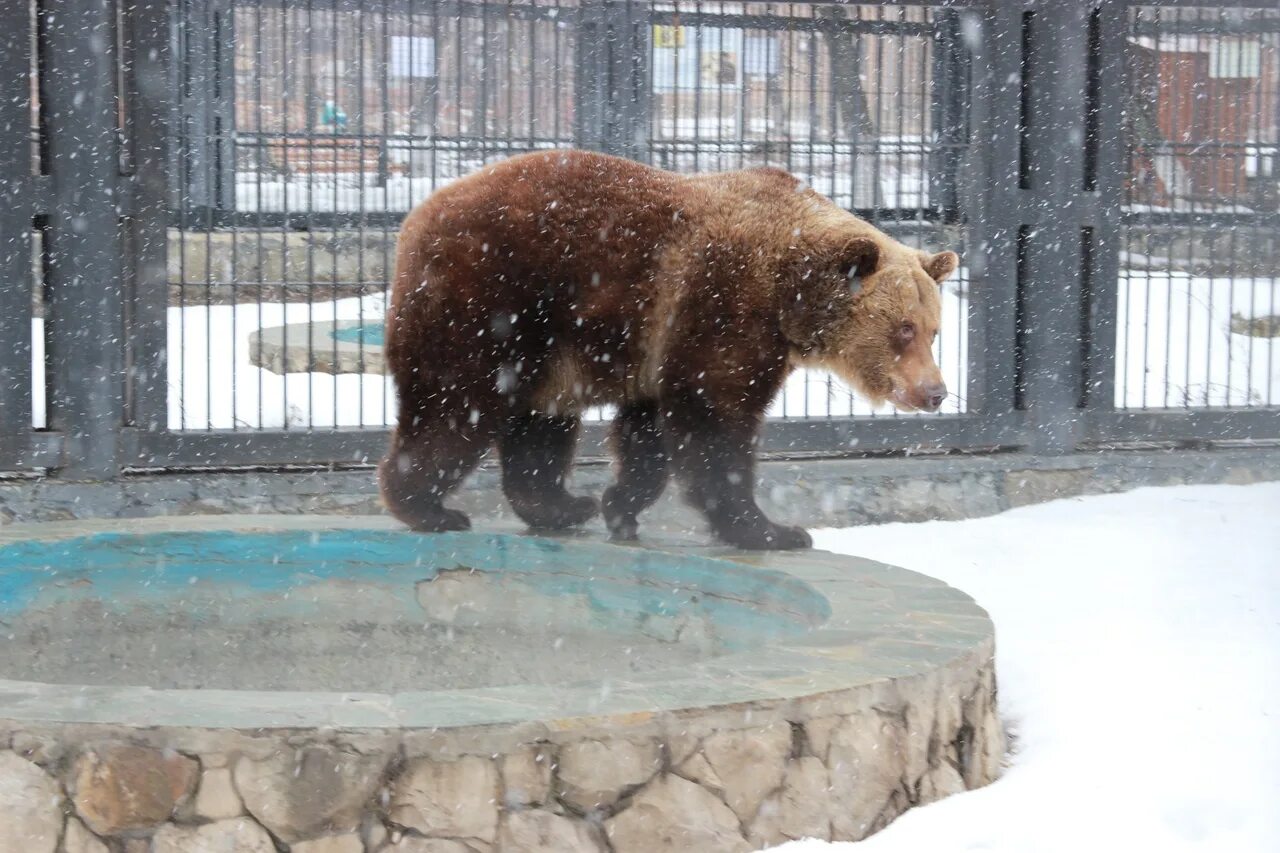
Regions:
[[717, 522, 812, 551], [409, 507, 472, 533]]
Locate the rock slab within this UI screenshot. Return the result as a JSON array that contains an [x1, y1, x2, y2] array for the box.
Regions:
[[71, 745, 197, 836], [0, 752, 63, 853]]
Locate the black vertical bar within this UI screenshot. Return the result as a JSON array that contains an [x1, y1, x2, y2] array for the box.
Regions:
[[384, 1, 394, 427], [617, 0, 650, 163], [220, 0, 236, 429], [965, 3, 1021, 435], [1084, 0, 1126, 419], [1078, 226, 1094, 410], [202, 0, 217, 430], [42, 0, 124, 477], [122, 0, 172, 442], [479, 0, 489, 163], [256, 1, 267, 428], [355, 0, 367, 423], [1017, 10, 1034, 190], [1017, 0, 1090, 453], [175, 0, 189, 428], [528, 0, 537, 151], [574, 0, 607, 152], [215, 0, 235, 212], [180, 0, 220, 214], [0, 0, 35, 456], [691, 3, 701, 172], [931, 10, 964, 223], [553, 0, 563, 149], [504, 0, 513, 156]]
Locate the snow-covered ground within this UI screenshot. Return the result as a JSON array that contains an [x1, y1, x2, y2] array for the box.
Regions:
[[25, 269, 1278, 429], [164, 295, 395, 431], [771, 483, 1280, 853]]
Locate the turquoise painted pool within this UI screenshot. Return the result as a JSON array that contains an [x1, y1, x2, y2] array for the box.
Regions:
[[330, 323, 385, 347], [0, 530, 828, 647], [0, 517, 996, 735]]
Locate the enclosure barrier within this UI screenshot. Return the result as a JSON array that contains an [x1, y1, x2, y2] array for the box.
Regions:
[[0, 0, 1277, 478]]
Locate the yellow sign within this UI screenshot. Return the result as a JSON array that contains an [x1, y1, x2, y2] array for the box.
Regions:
[[653, 25, 685, 49]]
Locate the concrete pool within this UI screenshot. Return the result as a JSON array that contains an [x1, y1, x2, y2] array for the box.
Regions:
[[0, 516, 1002, 852]]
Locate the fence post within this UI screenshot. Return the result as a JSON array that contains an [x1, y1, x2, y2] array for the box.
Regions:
[[577, 0, 649, 160], [1011, 0, 1097, 454], [1083, 0, 1128, 419], [930, 10, 967, 224], [172, 0, 235, 214], [964, 3, 1023, 440], [123, 0, 174, 449], [575, 0, 608, 152], [40, 0, 126, 478], [607, 0, 651, 163], [0, 2, 35, 462]]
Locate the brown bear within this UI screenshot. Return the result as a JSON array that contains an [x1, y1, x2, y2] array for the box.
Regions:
[[379, 150, 957, 550]]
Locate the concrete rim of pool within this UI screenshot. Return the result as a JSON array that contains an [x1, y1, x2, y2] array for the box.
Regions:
[[0, 515, 1004, 850], [0, 515, 992, 731]]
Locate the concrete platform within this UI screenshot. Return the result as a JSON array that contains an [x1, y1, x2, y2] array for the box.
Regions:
[[0, 515, 1001, 851]]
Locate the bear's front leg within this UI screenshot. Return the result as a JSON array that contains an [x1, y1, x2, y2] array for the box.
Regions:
[[666, 407, 811, 551]]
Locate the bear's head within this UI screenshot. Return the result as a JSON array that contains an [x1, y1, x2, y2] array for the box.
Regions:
[[784, 235, 958, 413]]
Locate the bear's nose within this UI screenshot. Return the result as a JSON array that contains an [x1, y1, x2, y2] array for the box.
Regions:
[[923, 383, 947, 412]]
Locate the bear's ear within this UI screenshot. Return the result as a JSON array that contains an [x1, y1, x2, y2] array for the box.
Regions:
[[838, 237, 880, 288], [920, 250, 959, 283]]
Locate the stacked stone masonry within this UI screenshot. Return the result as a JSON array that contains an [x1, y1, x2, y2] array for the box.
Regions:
[[0, 658, 1001, 852]]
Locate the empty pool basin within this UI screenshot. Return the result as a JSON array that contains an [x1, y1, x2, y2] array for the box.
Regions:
[[0, 516, 1002, 851]]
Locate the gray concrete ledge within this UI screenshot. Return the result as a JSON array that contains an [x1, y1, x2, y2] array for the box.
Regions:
[[1, 447, 1276, 535]]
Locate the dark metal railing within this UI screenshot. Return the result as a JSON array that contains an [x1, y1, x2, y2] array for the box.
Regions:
[[0, 0, 1276, 478]]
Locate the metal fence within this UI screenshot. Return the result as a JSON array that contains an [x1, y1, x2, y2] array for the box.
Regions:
[[0, 0, 1277, 479]]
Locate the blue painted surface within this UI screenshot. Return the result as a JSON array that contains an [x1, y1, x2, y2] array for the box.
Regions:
[[330, 323, 385, 347], [0, 531, 829, 642]]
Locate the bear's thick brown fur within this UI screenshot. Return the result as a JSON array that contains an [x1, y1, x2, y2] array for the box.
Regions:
[[380, 150, 958, 549]]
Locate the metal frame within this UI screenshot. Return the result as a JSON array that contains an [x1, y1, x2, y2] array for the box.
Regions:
[[0, 1, 41, 470], [42, 0, 128, 478], [2, 0, 1278, 479], [1102, 0, 1280, 434]]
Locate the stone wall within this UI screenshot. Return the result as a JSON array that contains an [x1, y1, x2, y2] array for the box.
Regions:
[[161, 225, 965, 307], [167, 227, 1280, 307], [168, 230, 393, 305], [25, 227, 1279, 315], [1, 447, 1276, 530], [0, 656, 1001, 853]]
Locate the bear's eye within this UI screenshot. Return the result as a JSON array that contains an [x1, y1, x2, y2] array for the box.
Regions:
[[898, 321, 916, 343]]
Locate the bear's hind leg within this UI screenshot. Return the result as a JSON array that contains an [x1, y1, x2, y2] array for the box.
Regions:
[[379, 423, 491, 532], [602, 402, 669, 541], [500, 414, 599, 530]]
